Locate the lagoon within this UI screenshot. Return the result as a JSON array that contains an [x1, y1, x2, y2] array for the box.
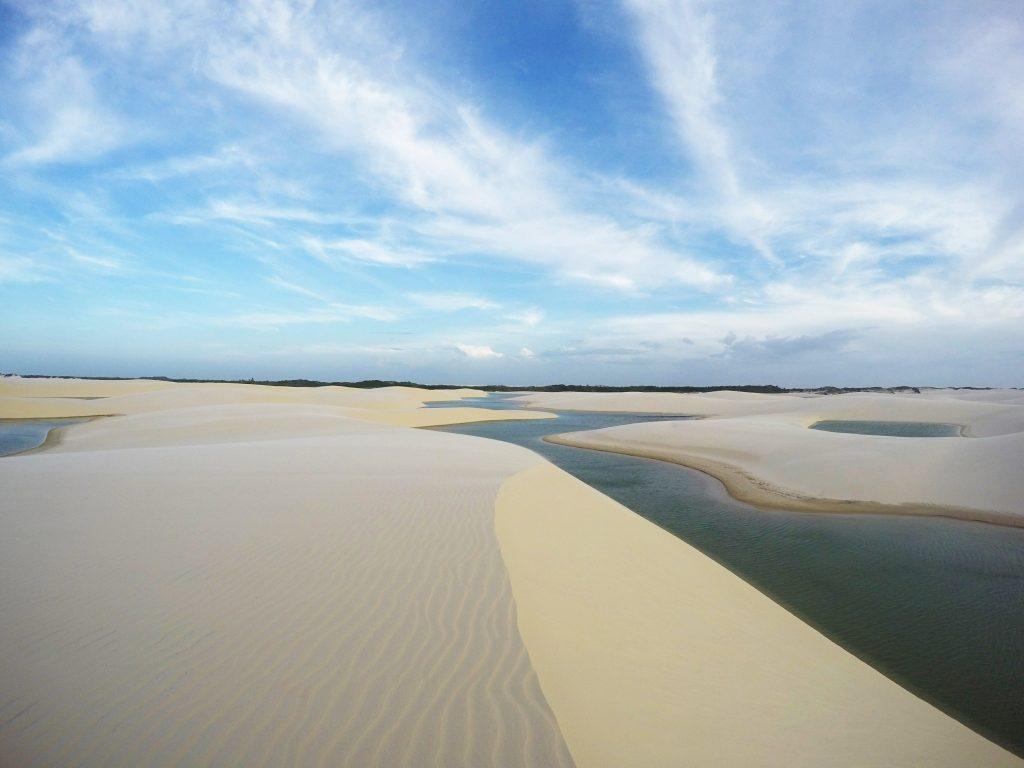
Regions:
[[810, 419, 961, 437], [430, 394, 1024, 756]]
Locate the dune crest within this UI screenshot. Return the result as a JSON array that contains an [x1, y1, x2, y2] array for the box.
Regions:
[[523, 390, 1024, 524], [0, 405, 573, 767]]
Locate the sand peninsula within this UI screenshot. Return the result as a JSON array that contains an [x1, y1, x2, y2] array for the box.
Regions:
[[518, 389, 1024, 528], [1, 377, 1021, 766]]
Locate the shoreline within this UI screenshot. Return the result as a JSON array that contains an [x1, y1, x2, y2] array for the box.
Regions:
[[2, 379, 1021, 765], [545, 433, 1024, 530], [2, 416, 112, 457], [20, 418, 106, 455], [495, 462, 1023, 767]]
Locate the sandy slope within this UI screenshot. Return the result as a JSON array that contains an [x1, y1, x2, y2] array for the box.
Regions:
[[0, 377, 553, 428], [0, 376, 182, 398], [524, 390, 1024, 524], [3, 378, 1021, 766], [496, 463, 1023, 768], [0, 410, 573, 767], [515, 388, 1024, 434]]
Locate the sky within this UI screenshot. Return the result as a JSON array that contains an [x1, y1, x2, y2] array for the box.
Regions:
[[0, 0, 1022, 386]]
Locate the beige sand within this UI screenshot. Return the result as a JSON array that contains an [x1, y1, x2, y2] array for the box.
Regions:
[[525, 390, 1024, 524], [0, 406, 572, 767], [515, 388, 1024, 434], [0, 376, 183, 398], [496, 463, 1023, 767], [3, 378, 1021, 766], [0, 377, 553, 428]]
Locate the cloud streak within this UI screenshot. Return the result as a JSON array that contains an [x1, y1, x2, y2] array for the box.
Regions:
[[0, 0, 1020, 384]]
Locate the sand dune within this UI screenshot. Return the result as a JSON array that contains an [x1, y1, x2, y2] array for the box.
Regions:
[[0, 410, 573, 767], [515, 388, 1024, 435], [3, 379, 1021, 766], [527, 390, 1024, 524], [0, 376, 183, 399], [0, 377, 552, 429], [497, 463, 1023, 767]]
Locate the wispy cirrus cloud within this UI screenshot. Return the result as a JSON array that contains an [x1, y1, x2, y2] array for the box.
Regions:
[[101, 0, 729, 292], [302, 237, 435, 269], [0, 0, 1020, 384], [622, 0, 776, 263], [265, 275, 328, 302], [218, 303, 400, 330], [0, 255, 52, 284], [66, 248, 124, 272], [409, 293, 498, 312], [3, 31, 128, 166]]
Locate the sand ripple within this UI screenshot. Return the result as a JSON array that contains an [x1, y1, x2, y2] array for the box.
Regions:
[[0, 417, 572, 767]]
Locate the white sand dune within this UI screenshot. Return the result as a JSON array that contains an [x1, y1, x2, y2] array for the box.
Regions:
[[0, 377, 552, 428], [515, 388, 1024, 434], [0, 405, 573, 767], [0, 376, 183, 399], [523, 390, 1024, 524], [2, 379, 1021, 766], [497, 463, 1023, 767]]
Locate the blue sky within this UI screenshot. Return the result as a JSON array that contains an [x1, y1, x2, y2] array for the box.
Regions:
[[1, 0, 1021, 385]]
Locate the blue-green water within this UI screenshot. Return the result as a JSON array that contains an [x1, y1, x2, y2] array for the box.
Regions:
[[429, 395, 1024, 756], [0, 419, 86, 457], [811, 420, 962, 437]]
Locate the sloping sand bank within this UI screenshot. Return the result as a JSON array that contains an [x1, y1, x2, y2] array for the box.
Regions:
[[496, 463, 1023, 767], [3, 379, 1021, 766], [0, 408, 572, 767], [0, 377, 553, 429], [531, 390, 1024, 525], [515, 388, 1024, 435]]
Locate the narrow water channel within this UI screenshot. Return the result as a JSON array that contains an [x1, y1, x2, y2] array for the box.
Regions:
[[429, 394, 1024, 756]]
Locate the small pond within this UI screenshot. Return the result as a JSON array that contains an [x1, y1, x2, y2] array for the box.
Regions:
[[810, 420, 961, 437], [0, 419, 88, 457]]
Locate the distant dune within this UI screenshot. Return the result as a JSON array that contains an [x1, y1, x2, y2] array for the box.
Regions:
[[521, 389, 1024, 526], [0, 382, 570, 767]]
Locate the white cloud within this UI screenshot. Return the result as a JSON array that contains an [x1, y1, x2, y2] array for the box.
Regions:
[[67, 248, 123, 272], [424, 212, 726, 291], [455, 343, 503, 359], [219, 303, 399, 329], [598, 275, 1024, 360], [4, 31, 128, 165], [302, 237, 434, 268], [6, 0, 732, 293], [623, 0, 777, 263], [174, 0, 727, 291], [0, 255, 50, 284], [203, 201, 344, 227], [409, 293, 498, 312], [506, 308, 543, 326], [111, 145, 255, 182], [265, 276, 328, 302], [519, 347, 535, 358]]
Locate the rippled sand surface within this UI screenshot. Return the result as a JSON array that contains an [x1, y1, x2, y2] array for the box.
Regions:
[[0, 406, 572, 767]]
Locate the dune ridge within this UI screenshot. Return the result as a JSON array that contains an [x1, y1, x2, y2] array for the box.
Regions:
[[0, 376, 553, 430], [521, 389, 1024, 524], [0, 404, 573, 767], [495, 463, 1023, 767], [4, 378, 1021, 766]]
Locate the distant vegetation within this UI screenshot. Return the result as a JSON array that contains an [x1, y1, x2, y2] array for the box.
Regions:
[[7, 373, 1008, 394]]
